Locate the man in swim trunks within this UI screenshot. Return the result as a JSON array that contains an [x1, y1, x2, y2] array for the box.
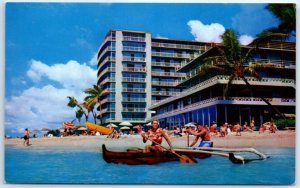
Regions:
[[141, 120, 174, 152], [186, 123, 213, 147], [23, 128, 30, 146]]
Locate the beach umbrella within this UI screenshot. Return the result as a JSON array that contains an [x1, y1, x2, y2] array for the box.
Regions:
[[184, 122, 196, 147], [184, 122, 196, 127], [63, 122, 76, 129], [77, 127, 87, 131], [119, 121, 132, 126], [133, 125, 142, 129], [106, 123, 118, 128], [41, 128, 51, 131], [120, 126, 130, 130]]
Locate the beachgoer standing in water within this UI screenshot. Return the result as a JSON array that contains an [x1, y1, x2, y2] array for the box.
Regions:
[[23, 128, 30, 146], [186, 123, 212, 147], [141, 120, 173, 152]]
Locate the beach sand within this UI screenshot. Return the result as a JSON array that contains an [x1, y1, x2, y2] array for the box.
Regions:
[[5, 130, 295, 150]]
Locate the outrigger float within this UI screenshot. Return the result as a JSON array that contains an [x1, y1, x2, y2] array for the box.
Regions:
[[102, 144, 268, 165]]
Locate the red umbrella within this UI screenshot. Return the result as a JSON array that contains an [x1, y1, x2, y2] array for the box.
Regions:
[[63, 122, 76, 129]]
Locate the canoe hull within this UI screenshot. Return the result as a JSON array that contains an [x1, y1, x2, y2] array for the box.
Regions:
[[85, 122, 113, 135], [102, 144, 211, 165]]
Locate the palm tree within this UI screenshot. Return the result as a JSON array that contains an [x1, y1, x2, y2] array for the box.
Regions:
[[84, 85, 103, 124], [199, 29, 286, 119], [67, 96, 89, 122], [259, 4, 296, 38]]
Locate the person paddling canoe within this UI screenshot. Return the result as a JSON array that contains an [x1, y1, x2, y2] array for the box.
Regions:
[[186, 123, 213, 147], [141, 120, 174, 153]]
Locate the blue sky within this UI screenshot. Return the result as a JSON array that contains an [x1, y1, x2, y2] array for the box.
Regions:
[[5, 3, 281, 137]]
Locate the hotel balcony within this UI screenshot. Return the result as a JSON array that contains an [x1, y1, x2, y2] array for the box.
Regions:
[[100, 98, 115, 105], [100, 77, 115, 86], [122, 118, 146, 122], [122, 67, 147, 72], [101, 88, 115, 96], [122, 98, 146, 102], [151, 91, 181, 96], [98, 56, 116, 71], [122, 107, 146, 112], [97, 107, 116, 116], [98, 46, 116, 60], [123, 56, 146, 62], [152, 52, 197, 59], [249, 59, 296, 69], [123, 36, 145, 42], [253, 41, 295, 51], [123, 46, 145, 52], [151, 42, 210, 51], [98, 67, 115, 80], [152, 81, 180, 87], [151, 62, 182, 68], [151, 71, 185, 77], [122, 88, 146, 93], [122, 77, 145, 83], [98, 36, 116, 52], [150, 75, 296, 109], [151, 97, 296, 120]]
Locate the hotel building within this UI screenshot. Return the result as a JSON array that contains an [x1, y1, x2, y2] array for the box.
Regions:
[[96, 30, 213, 125], [149, 41, 296, 128], [97, 29, 295, 127]]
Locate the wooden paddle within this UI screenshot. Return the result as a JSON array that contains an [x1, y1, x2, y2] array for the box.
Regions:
[[146, 137, 197, 164]]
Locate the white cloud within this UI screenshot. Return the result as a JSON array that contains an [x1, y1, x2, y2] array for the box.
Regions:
[[6, 59, 97, 135], [239, 35, 254, 45], [88, 53, 98, 66], [5, 85, 86, 134], [187, 20, 225, 43], [27, 59, 97, 90]]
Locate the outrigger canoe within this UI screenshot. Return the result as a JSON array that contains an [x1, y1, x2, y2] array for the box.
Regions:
[[85, 122, 113, 135], [102, 144, 211, 165]]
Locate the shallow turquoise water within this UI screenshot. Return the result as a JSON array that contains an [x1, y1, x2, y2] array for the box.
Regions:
[[5, 146, 295, 185]]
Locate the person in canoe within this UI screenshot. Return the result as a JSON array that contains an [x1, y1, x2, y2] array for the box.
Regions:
[[141, 120, 174, 153], [186, 123, 213, 147]]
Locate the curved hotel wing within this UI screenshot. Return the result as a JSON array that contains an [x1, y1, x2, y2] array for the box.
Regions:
[[97, 29, 295, 127]]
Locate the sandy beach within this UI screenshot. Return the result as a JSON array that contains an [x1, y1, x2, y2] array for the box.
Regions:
[[5, 130, 295, 150]]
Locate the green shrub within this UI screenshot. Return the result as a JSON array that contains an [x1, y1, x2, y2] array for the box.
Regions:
[[274, 119, 295, 130]]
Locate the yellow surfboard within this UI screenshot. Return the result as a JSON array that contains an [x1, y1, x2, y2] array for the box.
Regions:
[[85, 122, 113, 135]]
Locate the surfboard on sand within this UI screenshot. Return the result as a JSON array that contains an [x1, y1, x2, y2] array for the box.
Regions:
[[85, 122, 113, 135]]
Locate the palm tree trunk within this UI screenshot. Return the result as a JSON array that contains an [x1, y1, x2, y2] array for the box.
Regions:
[[241, 76, 286, 120]]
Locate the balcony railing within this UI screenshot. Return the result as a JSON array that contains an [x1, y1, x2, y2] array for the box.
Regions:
[[122, 77, 145, 83], [123, 56, 146, 62], [151, 42, 210, 51], [151, 62, 182, 68], [249, 59, 296, 69], [122, 88, 146, 93], [123, 67, 147, 72], [100, 77, 115, 86], [98, 67, 116, 79], [151, 71, 185, 77], [152, 81, 180, 87], [98, 46, 116, 60], [98, 107, 116, 116], [123, 46, 145, 52], [151, 97, 296, 120], [152, 91, 181, 96], [100, 98, 115, 105], [98, 56, 116, 71], [122, 98, 146, 102], [150, 75, 296, 109], [123, 108, 146, 112], [122, 118, 146, 122], [123, 36, 145, 42], [101, 88, 115, 95], [152, 52, 197, 59]]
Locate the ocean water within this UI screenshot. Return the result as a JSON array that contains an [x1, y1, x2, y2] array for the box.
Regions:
[[5, 146, 295, 185]]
